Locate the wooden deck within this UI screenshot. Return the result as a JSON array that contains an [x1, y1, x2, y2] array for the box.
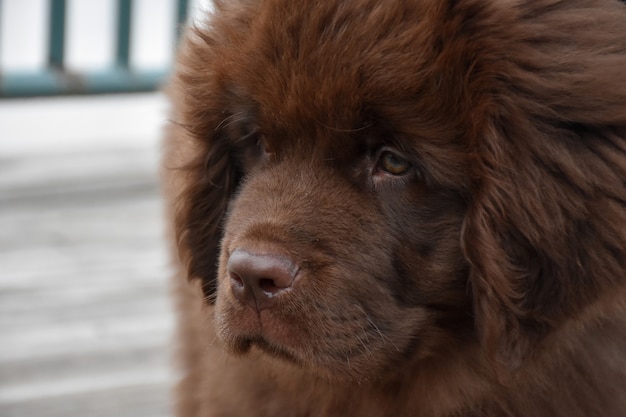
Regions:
[[0, 107, 175, 416]]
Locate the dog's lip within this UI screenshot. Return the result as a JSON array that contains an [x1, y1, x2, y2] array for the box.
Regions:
[[232, 334, 303, 365]]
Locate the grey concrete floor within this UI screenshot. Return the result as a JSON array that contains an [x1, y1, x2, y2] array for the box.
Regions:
[[0, 96, 175, 416]]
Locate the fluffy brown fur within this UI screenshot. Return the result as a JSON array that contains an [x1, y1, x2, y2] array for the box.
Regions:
[[162, 0, 626, 416]]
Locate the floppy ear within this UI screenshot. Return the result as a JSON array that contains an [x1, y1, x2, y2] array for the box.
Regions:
[[462, 119, 626, 368], [461, 119, 558, 367], [175, 133, 239, 303], [163, 26, 244, 303], [162, 94, 240, 302], [459, 0, 626, 367]]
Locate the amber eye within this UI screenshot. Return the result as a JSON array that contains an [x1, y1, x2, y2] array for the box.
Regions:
[[378, 151, 411, 175]]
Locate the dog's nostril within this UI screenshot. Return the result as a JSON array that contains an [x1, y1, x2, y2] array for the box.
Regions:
[[227, 248, 298, 310], [258, 278, 281, 295], [230, 273, 244, 289]]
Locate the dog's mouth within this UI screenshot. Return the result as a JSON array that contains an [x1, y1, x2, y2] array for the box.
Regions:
[[216, 306, 307, 366], [222, 316, 409, 381], [214, 266, 434, 379], [231, 334, 305, 366], [229, 333, 389, 382]]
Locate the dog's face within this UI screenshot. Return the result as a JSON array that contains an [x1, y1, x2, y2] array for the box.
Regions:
[[214, 109, 472, 379], [172, 0, 626, 382], [180, 0, 478, 380]]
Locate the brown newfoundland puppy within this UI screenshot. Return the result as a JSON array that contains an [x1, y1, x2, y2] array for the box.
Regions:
[[162, 0, 626, 416]]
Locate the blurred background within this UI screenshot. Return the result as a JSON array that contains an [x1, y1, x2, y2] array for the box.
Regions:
[[0, 1, 211, 416]]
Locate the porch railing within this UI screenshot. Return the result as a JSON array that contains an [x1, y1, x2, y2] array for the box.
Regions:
[[0, 0, 189, 97]]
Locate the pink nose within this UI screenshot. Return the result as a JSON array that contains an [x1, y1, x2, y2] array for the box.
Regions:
[[227, 248, 298, 311]]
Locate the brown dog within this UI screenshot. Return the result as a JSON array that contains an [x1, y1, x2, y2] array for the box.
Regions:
[[162, 0, 626, 416]]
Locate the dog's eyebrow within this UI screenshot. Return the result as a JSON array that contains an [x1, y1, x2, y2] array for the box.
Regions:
[[313, 118, 374, 133], [214, 111, 251, 132]]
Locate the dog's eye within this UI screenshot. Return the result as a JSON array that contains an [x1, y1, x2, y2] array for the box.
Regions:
[[378, 151, 411, 175]]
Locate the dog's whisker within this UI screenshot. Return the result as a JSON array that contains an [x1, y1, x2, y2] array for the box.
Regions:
[[214, 111, 248, 132], [353, 332, 374, 359], [353, 303, 394, 349], [221, 116, 252, 130]]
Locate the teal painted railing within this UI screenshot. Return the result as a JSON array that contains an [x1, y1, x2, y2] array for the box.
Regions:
[[0, 0, 189, 97]]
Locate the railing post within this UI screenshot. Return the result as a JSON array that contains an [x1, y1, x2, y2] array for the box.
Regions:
[[1, 0, 190, 97], [48, 0, 67, 70], [176, 0, 190, 30], [116, 0, 132, 69]]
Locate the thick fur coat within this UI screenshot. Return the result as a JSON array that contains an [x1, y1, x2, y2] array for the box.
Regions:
[[162, 0, 626, 416]]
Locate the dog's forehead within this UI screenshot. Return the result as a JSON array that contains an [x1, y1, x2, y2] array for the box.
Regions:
[[223, 99, 371, 160], [220, 0, 448, 137]]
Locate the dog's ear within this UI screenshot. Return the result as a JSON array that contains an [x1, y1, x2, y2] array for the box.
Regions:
[[459, 0, 626, 368], [177, 134, 239, 304], [460, 119, 558, 368], [462, 118, 626, 369], [162, 102, 240, 303], [163, 27, 245, 304]]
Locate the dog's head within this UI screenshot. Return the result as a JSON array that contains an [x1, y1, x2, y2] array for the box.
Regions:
[[168, 0, 626, 379]]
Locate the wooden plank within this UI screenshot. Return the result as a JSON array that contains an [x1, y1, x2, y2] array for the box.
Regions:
[[0, 146, 176, 416], [0, 384, 172, 417]]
